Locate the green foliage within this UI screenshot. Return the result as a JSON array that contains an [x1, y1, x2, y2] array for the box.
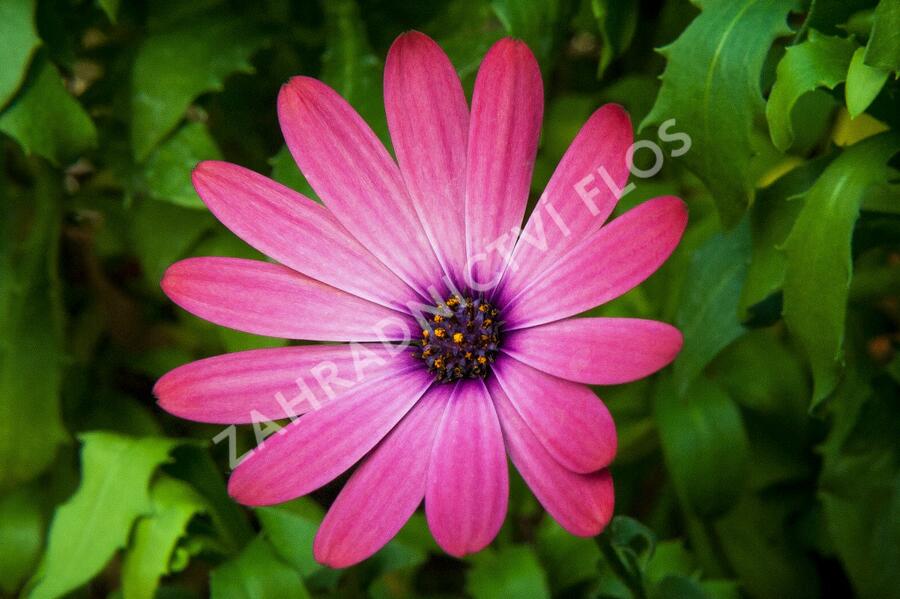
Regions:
[[0, 163, 67, 490], [864, 0, 900, 73], [766, 31, 856, 152], [131, 17, 267, 161], [121, 475, 207, 599], [210, 536, 310, 599], [0, 0, 40, 108], [25, 433, 185, 599], [0, 54, 97, 165], [783, 132, 900, 408], [643, 0, 794, 226], [1, 0, 899, 596]]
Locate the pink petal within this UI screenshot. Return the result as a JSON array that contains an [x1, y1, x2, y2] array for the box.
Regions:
[[465, 38, 543, 290], [155, 344, 403, 424], [313, 384, 451, 568], [162, 257, 412, 342], [426, 380, 508, 557], [493, 356, 616, 473], [503, 318, 683, 385], [228, 365, 433, 506], [503, 197, 688, 329], [488, 377, 614, 536], [385, 31, 469, 286], [192, 161, 416, 311], [498, 105, 632, 303], [278, 77, 444, 298]]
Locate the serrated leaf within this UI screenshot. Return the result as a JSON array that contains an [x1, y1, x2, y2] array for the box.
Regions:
[[766, 31, 856, 151], [864, 0, 900, 74], [0, 0, 40, 109], [782, 131, 900, 409], [144, 121, 222, 209], [673, 223, 750, 393], [846, 46, 889, 118], [0, 165, 67, 490], [655, 375, 750, 517], [642, 0, 796, 225], [0, 54, 97, 165], [466, 545, 550, 599], [210, 536, 309, 599], [25, 433, 185, 599], [121, 475, 207, 599], [131, 17, 267, 160]]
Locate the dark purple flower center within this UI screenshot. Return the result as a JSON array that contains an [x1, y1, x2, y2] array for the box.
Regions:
[[412, 295, 502, 383]]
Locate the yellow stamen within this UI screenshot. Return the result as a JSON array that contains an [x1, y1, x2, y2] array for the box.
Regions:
[[452, 332, 464, 343], [477, 356, 488, 365], [433, 314, 443, 323], [421, 329, 430, 338], [434, 328, 446, 338]]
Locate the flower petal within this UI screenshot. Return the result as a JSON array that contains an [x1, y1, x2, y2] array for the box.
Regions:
[[192, 161, 416, 311], [493, 356, 616, 473], [503, 318, 683, 385], [228, 364, 433, 506], [385, 31, 469, 286], [426, 380, 508, 557], [162, 257, 412, 342], [498, 105, 632, 302], [504, 197, 688, 329], [155, 344, 402, 424], [278, 77, 444, 297], [313, 384, 451, 568], [488, 377, 614, 536], [465, 38, 543, 290]]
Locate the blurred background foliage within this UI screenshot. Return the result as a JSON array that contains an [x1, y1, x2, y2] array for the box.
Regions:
[[1, 0, 898, 597]]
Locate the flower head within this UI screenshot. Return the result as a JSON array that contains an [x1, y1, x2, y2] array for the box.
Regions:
[[155, 31, 687, 567]]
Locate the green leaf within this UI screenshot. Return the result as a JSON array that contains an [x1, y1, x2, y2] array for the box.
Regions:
[[0, 54, 97, 165], [642, 0, 795, 225], [846, 46, 889, 118], [121, 476, 207, 599], [210, 536, 309, 599], [864, 0, 900, 74], [0, 488, 43, 594], [131, 198, 215, 288], [782, 131, 900, 408], [25, 433, 184, 599], [165, 445, 254, 553], [673, 223, 750, 393], [0, 0, 40, 108], [591, 0, 639, 78], [715, 494, 820, 598], [535, 517, 602, 593], [144, 122, 222, 209], [0, 163, 67, 490], [466, 545, 550, 599], [320, 0, 388, 145], [256, 498, 324, 578], [655, 375, 750, 517], [131, 17, 267, 160], [738, 156, 831, 317], [766, 31, 856, 152], [814, 333, 900, 598], [97, 0, 120, 23]]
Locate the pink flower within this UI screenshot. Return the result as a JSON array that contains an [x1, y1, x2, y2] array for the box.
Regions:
[[155, 31, 686, 567]]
